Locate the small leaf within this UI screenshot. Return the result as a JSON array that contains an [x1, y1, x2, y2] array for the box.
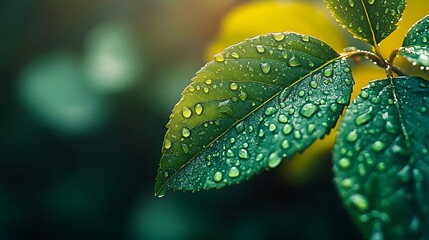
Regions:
[[334, 77, 429, 239], [155, 32, 354, 197], [324, 0, 406, 45], [400, 14, 429, 68]]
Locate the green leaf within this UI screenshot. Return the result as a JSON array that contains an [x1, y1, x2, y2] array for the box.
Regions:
[[324, 0, 406, 46], [155, 32, 354, 197], [334, 77, 429, 239], [400, 14, 429, 69]]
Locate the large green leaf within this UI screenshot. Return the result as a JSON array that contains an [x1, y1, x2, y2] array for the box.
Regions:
[[400, 14, 429, 69], [324, 0, 406, 46], [155, 32, 354, 197], [334, 77, 429, 239]]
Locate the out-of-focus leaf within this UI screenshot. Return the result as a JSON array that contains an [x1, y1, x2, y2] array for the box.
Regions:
[[334, 77, 429, 239], [206, 2, 345, 59], [155, 32, 354, 197], [400, 15, 429, 68], [324, 0, 406, 46]]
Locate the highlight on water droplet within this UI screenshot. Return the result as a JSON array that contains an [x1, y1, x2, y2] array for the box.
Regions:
[[260, 62, 271, 74], [214, 53, 225, 62], [164, 139, 172, 149], [228, 167, 240, 178], [300, 103, 319, 118], [268, 152, 282, 168], [230, 82, 238, 91], [182, 106, 192, 118], [238, 149, 250, 159], [288, 56, 301, 67], [272, 32, 285, 41], [338, 158, 351, 169], [348, 0, 355, 7], [182, 127, 191, 138], [349, 194, 369, 212], [256, 45, 265, 53], [195, 103, 203, 115], [301, 35, 310, 42], [213, 171, 223, 182], [231, 52, 240, 59]]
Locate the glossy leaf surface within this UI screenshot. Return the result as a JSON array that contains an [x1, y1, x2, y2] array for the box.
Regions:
[[400, 14, 429, 68], [155, 32, 354, 196], [334, 77, 429, 239], [324, 0, 406, 45]]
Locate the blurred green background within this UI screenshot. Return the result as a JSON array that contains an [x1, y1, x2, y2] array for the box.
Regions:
[[1, 0, 401, 239]]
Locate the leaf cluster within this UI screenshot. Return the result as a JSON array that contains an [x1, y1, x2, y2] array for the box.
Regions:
[[156, 0, 429, 239]]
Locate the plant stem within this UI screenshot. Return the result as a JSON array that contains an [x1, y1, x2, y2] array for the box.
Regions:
[[342, 49, 407, 77]]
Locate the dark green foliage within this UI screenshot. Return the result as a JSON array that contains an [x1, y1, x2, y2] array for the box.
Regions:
[[155, 33, 353, 196], [334, 77, 429, 239], [324, 0, 405, 45], [157, 1, 429, 239], [400, 14, 429, 68]]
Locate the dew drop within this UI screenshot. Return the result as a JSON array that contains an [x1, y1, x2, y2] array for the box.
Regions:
[[368, 0, 375, 4], [230, 83, 238, 91], [278, 114, 288, 123], [265, 107, 278, 116], [239, 91, 247, 101], [213, 172, 223, 182], [231, 52, 240, 59], [371, 141, 386, 152], [256, 153, 264, 162], [361, 91, 369, 99], [349, 194, 369, 212], [355, 113, 373, 126], [341, 178, 353, 188], [268, 152, 282, 168], [164, 139, 172, 149], [307, 124, 316, 134], [203, 87, 209, 93], [357, 27, 363, 33], [256, 45, 265, 53], [283, 124, 293, 135], [214, 53, 225, 62], [258, 129, 265, 138], [301, 35, 310, 42], [261, 62, 271, 74], [348, 0, 355, 7], [282, 52, 288, 59], [228, 167, 240, 178], [300, 103, 319, 118], [346, 130, 358, 142], [323, 68, 333, 77], [182, 127, 191, 138], [269, 123, 277, 132], [273, 32, 285, 41], [239, 149, 250, 159], [236, 122, 245, 133], [294, 131, 302, 140], [310, 81, 318, 89], [195, 103, 203, 115], [338, 158, 351, 169], [182, 106, 192, 118], [227, 149, 234, 158], [281, 140, 290, 149], [288, 56, 301, 67]]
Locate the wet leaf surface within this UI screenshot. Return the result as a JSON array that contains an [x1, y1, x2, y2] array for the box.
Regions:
[[155, 32, 354, 196], [334, 77, 429, 239], [400, 14, 429, 69]]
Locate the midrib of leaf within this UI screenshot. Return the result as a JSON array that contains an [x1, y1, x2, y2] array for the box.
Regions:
[[389, 78, 424, 222], [359, 0, 380, 49], [155, 55, 343, 195]]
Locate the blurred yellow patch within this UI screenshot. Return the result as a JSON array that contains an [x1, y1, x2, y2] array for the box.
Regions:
[[205, 2, 346, 60]]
